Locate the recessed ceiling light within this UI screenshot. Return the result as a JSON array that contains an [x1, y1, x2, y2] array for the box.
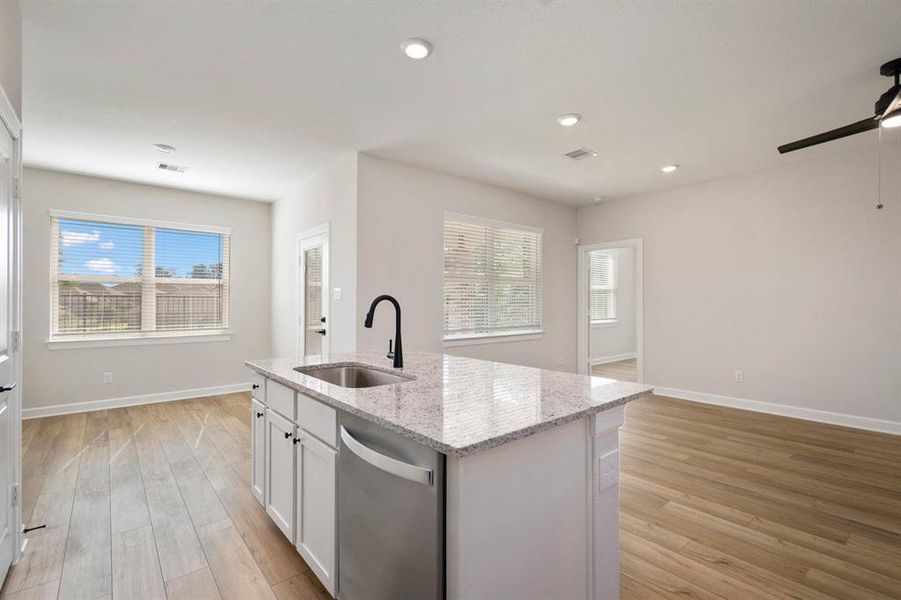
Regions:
[[882, 108, 901, 128], [402, 38, 432, 60], [153, 143, 176, 153], [593, 195, 604, 204], [660, 164, 679, 173], [557, 113, 581, 127]]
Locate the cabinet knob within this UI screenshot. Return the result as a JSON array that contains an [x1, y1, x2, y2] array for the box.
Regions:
[[284, 431, 292, 439], [293, 437, 302, 445], [255, 411, 264, 418], [252, 384, 260, 390]]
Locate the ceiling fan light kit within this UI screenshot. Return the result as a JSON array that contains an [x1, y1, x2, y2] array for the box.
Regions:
[[881, 108, 901, 129]]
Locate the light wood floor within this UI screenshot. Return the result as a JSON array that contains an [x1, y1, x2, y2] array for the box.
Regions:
[[592, 358, 638, 382], [1, 393, 329, 600], [3, 393, 900, 599], [620, 395, 901, 599]]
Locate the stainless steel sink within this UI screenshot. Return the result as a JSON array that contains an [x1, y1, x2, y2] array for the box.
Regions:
[[294, 365, 413, 388]]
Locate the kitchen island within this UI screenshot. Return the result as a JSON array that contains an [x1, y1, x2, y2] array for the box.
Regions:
[[246, 351, 651, 600]]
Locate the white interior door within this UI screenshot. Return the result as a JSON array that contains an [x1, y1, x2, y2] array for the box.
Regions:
[[298, 228, 329, 357], [0, 111, 17, 586]]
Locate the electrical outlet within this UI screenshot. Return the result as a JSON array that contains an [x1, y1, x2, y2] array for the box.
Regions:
[[103, 372, 113, 384], [598, 450, 619, 492], [734, 369, 744, 383]]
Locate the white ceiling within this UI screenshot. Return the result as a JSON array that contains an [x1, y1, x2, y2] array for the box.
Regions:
[[21, 0, 901, 206]]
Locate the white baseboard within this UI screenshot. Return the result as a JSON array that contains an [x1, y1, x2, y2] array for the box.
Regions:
[[590, 352, 637, 366], [23, 383, 252, 419], [652, 386, 901, 436]]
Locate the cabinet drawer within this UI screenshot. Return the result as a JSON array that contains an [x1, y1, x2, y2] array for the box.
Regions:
[[267, 380, 296, 421], [299, 393, 337, 447], [250, 372, 266, 404]]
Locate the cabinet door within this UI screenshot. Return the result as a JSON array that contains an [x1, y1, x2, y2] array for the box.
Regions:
[[251, 398, 266, 505], [296, 431, 336, 595], [265, 409, 295, 540]]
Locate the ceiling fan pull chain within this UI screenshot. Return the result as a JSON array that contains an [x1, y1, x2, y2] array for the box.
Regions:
[[877, 125, 883, 210]]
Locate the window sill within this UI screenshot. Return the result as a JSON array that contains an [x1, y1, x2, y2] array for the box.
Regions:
[[443, 331, 544, 347], [46, 330, 232, 350], [591, 320, 619, 329]]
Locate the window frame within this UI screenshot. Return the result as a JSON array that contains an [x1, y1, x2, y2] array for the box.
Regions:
[[589, 250, 617, 326], [442, 212, 543, 345], [47, 210, 231, 349]]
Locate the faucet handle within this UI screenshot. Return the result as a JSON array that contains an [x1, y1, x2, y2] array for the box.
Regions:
[[387, 339, 395, 360]]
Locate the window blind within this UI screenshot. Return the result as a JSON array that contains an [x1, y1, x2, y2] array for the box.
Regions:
[[50, 215, 230, 339], [589, 251, 616, 322], [443, 216, 542, 339], [303, 245, 323, 353]]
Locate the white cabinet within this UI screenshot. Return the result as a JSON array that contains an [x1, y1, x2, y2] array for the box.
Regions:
[[250, 373, 266, 403], [265, 409, 296, 539], [268, 379, 297, 420], [295, 431, 337, 596], [298, 393, 337, 447], [251, 398, 266, 504], [251, 372, 338, 597]]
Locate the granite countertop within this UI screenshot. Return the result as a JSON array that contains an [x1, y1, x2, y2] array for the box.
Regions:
[[245, 351, 652, 457]]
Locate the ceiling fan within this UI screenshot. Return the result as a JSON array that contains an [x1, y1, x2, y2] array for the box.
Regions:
[[778, 57, 901, 154]]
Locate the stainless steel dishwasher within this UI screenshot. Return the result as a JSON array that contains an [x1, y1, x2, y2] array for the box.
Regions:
[[338, 411, 445, 600]]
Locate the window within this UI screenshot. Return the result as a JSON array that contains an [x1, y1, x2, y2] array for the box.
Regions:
[[50, 211, 230, 342], [589, 251, 616, 323], [443, 214, 542, 341]]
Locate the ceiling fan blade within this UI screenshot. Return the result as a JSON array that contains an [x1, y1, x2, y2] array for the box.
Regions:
[[778, 117, 878, 154]]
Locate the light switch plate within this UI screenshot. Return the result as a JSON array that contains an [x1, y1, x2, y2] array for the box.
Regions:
[[333, 287, 343, 300]]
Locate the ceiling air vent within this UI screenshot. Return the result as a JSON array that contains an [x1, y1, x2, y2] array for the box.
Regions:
[[158, 163, 189, 173], [564, 147, 598, 161]]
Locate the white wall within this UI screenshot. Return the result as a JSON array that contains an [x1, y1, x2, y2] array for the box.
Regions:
[[577, 146, 901, 426], [356, 154, 578, 371], [0, 0, 21, 119], [22, 168, 271, 411], [270, 154, 357, 356], [589, 247, 636, 361]]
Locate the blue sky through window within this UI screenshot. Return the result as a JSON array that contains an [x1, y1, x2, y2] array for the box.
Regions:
[[156, 228, 223, 278], [58, 219, 223, 279]]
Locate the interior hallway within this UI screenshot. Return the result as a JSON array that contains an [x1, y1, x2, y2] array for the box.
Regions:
[[591, 358, 638, 383]]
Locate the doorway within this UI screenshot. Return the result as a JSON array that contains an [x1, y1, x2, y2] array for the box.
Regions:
[[577, 238, 643, 383], [0, 88, 22, 585], [297, 224, 330, 357]]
